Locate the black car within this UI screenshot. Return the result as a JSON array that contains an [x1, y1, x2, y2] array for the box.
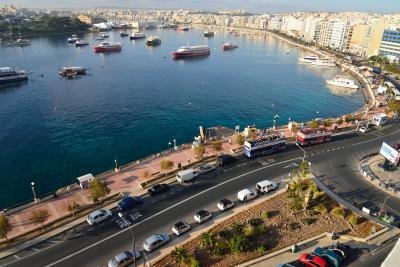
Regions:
[[218, 154, 237, 166], [148, 183, 169, 196]]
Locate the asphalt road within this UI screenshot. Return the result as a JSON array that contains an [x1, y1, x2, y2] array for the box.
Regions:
[[1, 123, 400, 267]]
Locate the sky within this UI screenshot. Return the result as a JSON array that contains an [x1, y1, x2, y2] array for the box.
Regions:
[[2, 0, 400, 13]]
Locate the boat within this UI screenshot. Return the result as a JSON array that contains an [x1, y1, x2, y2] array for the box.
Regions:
[[326, 75, 359, 89], [172, 45, 210, 59], [130, 32, 145, 40], [95, 36, 105, 41], [0, 67, 28, 85], [298, 55, 319, 63], [59, 66, 86, 79], [120, 32, 129, 37], [100, 33, 109, 38], [67, 34, 79, 43], [93, 42, 122, 53], [311, 58, 336, 67], [146, 36, 161, 46], [222, 42, 238, 50], [12, 38, 30, 46], [204, 31, 214, 37], [75, 40, 89, 47], [177, 26, 190, 31]]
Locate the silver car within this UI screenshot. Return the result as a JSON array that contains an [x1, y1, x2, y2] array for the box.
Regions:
[[143, 233, 170, 252], [108, 250, 140, 267]]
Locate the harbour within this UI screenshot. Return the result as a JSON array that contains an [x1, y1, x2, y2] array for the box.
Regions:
[[0, 27, 365, 208]]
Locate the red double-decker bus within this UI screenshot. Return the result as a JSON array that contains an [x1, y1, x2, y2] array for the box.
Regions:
[[296, 128, 332, 146]]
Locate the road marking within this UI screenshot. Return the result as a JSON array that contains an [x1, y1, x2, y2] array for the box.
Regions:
[[43, 156, 302, 267], [47, 240, 60, 244], [13, 255, 20, 260], [284, 163, 298, 169], [31, 248, 40, 252]]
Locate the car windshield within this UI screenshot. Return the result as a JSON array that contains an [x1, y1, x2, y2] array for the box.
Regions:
[[112, 258, 119, 265]]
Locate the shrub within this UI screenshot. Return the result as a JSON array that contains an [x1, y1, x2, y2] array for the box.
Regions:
[[211, 140, 223, 151], [193, 145, 206, 159], [186, 256, 200, 267], [288, 222, 300, 231], [0, 214, 12, 243], [231, 222, 244, 234], [257, 224, 267, 235], [201, 231, 215, 250], [344, 114, 353, 123], [233, 133, 245, 145], [331, 207, 345, 218], [311, 120, 319, 129], [257, 244, 267, 253], [314, 204, 328, 215], [243, 225, 256, 237], [213, 240, 227, 256], [229, 235, 248, 253], [260, 211, 270, 219], [348, 214, 359, 226], [289, 199, 303, 211], [89, 178, 110, 203], [30, 209, 50, 229], [172, 247, 187, 264], [301, 217, 315, 225], [248, 218, 263, 227]]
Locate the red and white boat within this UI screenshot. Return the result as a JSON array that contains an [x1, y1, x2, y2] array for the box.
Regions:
[[296, 128, 332, 146], [222, 42, 238, 50], [93, 42, 122, 53], [172, 45, 210, 59]]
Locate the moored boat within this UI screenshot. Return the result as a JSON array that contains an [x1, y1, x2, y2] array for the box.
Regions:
[[222, 42, 238, 50], [130, 32, 145, 40], [120, 32, 129, 37], [298, 55, 319, 63], [93, 42, 122, 53], [146, 36, 161, 46], [100, 33, 109, 38], [204, 31, 214, 37], [177, 26, 190, 31], [172, 45, 210, 59], [67, 34, 79, 43], [75, 40, 89, 47], [326, 75, 358, 89], [311, 58, 335, 67], [0, 67, 28, 85], [59, 66, 86, 77], [13, 38, 30, 46]]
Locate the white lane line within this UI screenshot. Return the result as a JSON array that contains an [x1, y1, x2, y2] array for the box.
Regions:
[[47, 240, 60, 244], [44, 156, 302, 267], [31, 248, 41, 252], [13, 255, 20, 260]]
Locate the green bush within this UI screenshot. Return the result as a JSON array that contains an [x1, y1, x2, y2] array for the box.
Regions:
[[331, 207, 345, 218], [301, 217, 315, 225], [257, 244, 267, 253], [289, 199, 303, 211], [314, 204, 328, 215], [289, 222, 300, 231], [186, 256, 200, 267], [260, 211, 270, 219], [248, 218, 263, 227], [231, 222, 244, 234], [243, 225, 256, 237], [257, 224, 267, 235], [348, 214, 358, 226], [212, 241, 227, 257], [229, 235, 248, 253]]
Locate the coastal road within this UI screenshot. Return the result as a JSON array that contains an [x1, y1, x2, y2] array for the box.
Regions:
[[2, 123, 400, 267]]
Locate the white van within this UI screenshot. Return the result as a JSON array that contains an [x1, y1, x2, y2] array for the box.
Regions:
[[256, 180, 278, 194], [176, 169, 198, 183], [237, 189, 257, 202], [371, 113, 388, 127]]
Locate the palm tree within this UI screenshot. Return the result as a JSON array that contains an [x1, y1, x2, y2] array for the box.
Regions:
[[201, 231, 215, 250]]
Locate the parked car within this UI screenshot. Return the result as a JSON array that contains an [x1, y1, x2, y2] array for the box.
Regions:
[[218, 154, 236, 166], [313, 247, 342, 267], [217, 199, 234, 211], [118, 196, 143, 211], [299, 253, 328, 267], [194, 210, 212, 224], [108, 250, 141, 267], [358, 126, 370, 133], [328, 243, 350, 261], [198, 163, 216, 174], [172, 221, 191, 236], [176, 169, 198, 183], [143, 233, 170, 252], [256, 180, 278, 194], [87, 209, 112, 225], [237, 189, 257, 202], [148, 183, 169, 196]]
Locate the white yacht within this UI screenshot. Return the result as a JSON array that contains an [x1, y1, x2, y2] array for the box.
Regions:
[[326, 75, 359, 89], [299, 55, 319, 63], [311, 58, 336, 67]]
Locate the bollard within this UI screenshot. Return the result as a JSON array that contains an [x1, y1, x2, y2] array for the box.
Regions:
[[291, 244, 298, 253]]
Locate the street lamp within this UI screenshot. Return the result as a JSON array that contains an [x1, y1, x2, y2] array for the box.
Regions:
[[31, 181, 38, 203], [273, 114, 279, 130], [114, 159, 119, 173], [295, 142, 306, 163], [173, 139, 177, 150], [315, 111, 320, 120], [118, 212, 136, 267], [378, 195, 392, 220], [143, 251, 151, 267], [168, 141, 172, 150]]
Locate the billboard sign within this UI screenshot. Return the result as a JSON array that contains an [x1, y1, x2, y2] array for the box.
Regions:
[[380, 142, 400, 165]]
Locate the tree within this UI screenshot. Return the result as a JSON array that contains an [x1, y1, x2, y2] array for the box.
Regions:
[[348, 214, 358, 226], [201, 231, 215, 250], [229, 235, 248, 253], [331, 207, 345, 218], [211, 140, 223, 151], [388, 99, 400, 113], [344, 114, 353, 124], [298, 160, 311, 177], [89, 178, 110, 203], [233, 133, 245, 145], [323, 118, 333, 127], [336, 118, 344, 125], [30, 209, 50, 230], [310, 120, 319, 129], [172, 247, 188, 264], [193, 144, 206, 159], [0, 214, 12, 243], [160, 160, 174, 176], [65, 199, 80, 217], [142, 170, 150, 180]]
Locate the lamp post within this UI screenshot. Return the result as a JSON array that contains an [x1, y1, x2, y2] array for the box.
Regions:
[[168, 141, 172, 150], [143, 251, 151, 267], [114, 159, 119, 173], [295, 142, 306, 163], [31, 181, 38, 203], [386, 172, 392, 187], [173, 139, 177, 150], [273, 114, 279, 130], [378, 195, 392, 219], [118, 212, 136, 267]]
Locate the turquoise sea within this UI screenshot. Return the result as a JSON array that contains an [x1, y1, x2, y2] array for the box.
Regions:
[[0, 28, 364, 208]]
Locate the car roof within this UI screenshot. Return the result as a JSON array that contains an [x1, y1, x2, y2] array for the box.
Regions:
[[174, 221, 187, 227], [177, 169, 195, 175], [89, 209, 106, 217], [145, 234, 164, 244], [257, 180, 275, 186], [114, 251, 132, 262], [238, 188, 254, 195], [219, 199, 232, 204], [197, 210, 209, 215]]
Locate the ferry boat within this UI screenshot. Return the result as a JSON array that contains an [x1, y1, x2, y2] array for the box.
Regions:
[[204, 31, 214, 37], [12, 38, 30, 46], [311, 58, 335, 67], [120, 32, 129, 37], [0, 67, 28, 85], [326, 75, 358, 89], [100, 33, 109, 38], [93, 42, 122, 53], [146, 36, 161, 46], [296, 128, 332, 146], [67, 35, 79, 43], [59, 66, 86, 79], [298, 55, 319, 63], [172, 45, 210, 59], [75, 40, 89, 47], [243, 134, 286, 159], [130, 32, 145, 40], [222, 42, 238, 50]]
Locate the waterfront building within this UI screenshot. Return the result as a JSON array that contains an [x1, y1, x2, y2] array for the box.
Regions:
[[364, 17, 388, 58], [350, 24, 369, 56], [78, 15, 92, 25], [314, 18, 351, 51], [379, 29, 400, 61]]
